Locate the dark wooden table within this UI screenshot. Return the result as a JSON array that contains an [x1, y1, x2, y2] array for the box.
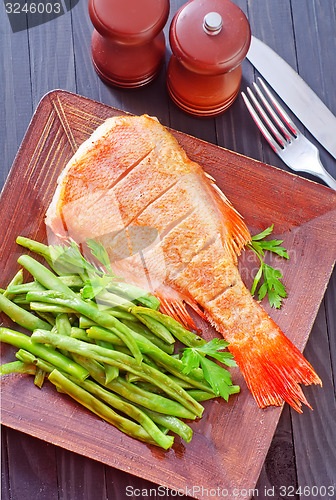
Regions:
[[1, 1, 335, 499]]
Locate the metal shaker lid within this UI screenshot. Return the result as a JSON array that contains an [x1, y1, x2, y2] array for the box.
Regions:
[[89, 0, 169, 42], [203, 12, 223, 35], [169, 0, 251, 75]]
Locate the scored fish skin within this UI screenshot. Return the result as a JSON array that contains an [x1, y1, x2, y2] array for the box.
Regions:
[[46, 114, 322, 412]]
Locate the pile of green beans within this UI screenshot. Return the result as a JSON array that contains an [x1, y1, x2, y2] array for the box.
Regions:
[[0, 236, 238, 449]]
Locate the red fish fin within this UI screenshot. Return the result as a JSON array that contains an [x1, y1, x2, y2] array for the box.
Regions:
[[227, 327, 322, 412], [204, 173, 251, 259], [155, 288, 207, 331]]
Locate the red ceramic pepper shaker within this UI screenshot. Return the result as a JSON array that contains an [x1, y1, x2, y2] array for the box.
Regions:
[[167, 0, 251, 116], [89, 0, 170, 88]]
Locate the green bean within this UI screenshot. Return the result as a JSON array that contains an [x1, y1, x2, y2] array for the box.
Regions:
[[137, 377, 201, 391], [103, 309, 136, 321], [186, 390, 217, 402], [9, 275, 83, 292], [71, 353, 106, 384], [12, 295, 30, 305], [85, 328, 122, 345], [71, 354, 195, 419], [187, 385, 240, 401], [229, 385, 240, 395], [78, 315, 96, 329], [31, 330, 204, 418], [157, 426, 169, 435], [16, 237, 79, 276], [55, 313, 72, 357], [112, 379, 197, 419], [73, 377, 174, 449], [72, 353, 119, 405], [94, 338, 114, 349], [0, 360, 36, 376], [121, 319, 175, 354], [70, 328, 96, 344], [34, 311, 56, 326], [16, 236, 51, 258], [18, 255, 77, 297], [136, 407, 193, 443], [48, 369, 158, 446], [130, 310, 175, 345], [89, 322, 174, 355], [134, 380, 215, 397], [0, 293, 51, 332], [15, 236, 63, 273], [87, 326, 212, 391], [79, 307, 135, 324], [134, 382, 165, 395], [68, 314, 79, 326], [3, 269, 24, 299], [114, 345, 160, 371], [26, 288, 142, 364], [106, 281, 160, 310], [34, 367, 46, 388], [9, 276, 83, 293], [55, 313, 72, 336], [59, 275, 83, 288], [134, 380, 220, 401], [29, 302, 76, 314], [95, 290, 135, 311], [94, 340, 119, 383], [16, 349, 56, 373], [104, 366, 119, 384], [108, 310, 136, 321], [0, 327, 89, 381], [8, 281, 46, 294], [125, 373, 142, 384], [130, 307, 206, 348]]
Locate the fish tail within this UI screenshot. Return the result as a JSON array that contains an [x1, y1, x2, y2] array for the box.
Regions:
[[227, 326, 322, 412]]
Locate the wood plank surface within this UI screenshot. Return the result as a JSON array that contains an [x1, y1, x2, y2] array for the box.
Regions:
[[1, 0, 335, 499], [0, 6, 32, 184], [5, 427, 59, 500]]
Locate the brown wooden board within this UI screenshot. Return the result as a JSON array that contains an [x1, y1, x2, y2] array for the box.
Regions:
[[1, 91, 336, 500]]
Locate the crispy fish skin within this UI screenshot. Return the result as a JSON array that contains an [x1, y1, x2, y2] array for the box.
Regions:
[[46, 114, 322, 412]]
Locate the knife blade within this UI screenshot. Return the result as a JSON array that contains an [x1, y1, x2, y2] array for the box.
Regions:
[[246, 36, 336, 161]]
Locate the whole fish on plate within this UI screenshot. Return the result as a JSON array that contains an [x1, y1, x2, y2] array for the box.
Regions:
[[46, 114, 322, 412]]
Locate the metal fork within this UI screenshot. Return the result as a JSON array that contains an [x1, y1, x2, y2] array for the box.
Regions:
[[241, 77, 336, 190]]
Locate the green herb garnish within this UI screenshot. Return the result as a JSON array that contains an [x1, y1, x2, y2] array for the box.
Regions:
[[86, 239, 114, 275], [181, 339, 238, 401], [49, 240, 98, 276], [248, 224, 289, 309]]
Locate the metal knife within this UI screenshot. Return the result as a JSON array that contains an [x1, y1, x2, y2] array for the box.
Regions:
[[246, 36, 336, 161]]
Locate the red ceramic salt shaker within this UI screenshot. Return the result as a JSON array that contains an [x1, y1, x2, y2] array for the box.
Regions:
[[167, 0, 251, 116], [89, 0, 170, 88]]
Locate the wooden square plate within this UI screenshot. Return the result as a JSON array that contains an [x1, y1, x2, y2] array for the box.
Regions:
[[1, 91, 336, 500]]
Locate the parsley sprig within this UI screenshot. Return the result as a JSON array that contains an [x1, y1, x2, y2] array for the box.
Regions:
[[181, 339, 239, 401], [48, 239, 160, 309], [248, 225, 289, 309], [49, 239, 116, 299], [86, 239, 114, 275], [49, 240, 95, 275]]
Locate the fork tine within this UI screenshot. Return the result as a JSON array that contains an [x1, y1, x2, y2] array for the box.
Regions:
[[247, 86, 287, 145], [241, 90, 282, 153], [252, 82, 292, 141], [257, 78, 298, 136]]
